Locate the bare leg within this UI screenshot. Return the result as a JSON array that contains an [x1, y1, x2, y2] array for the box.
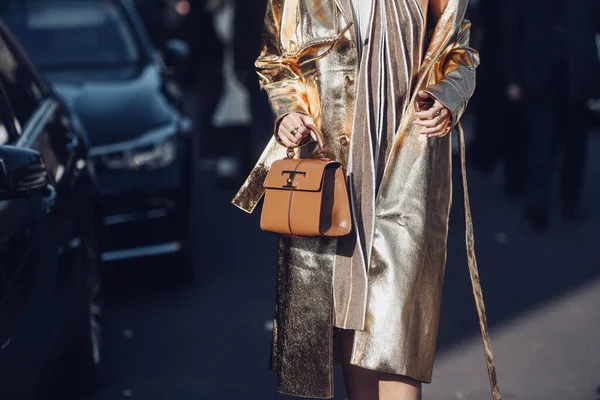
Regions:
[[343, 362, 379, 399], [339, 329, 422, 400], [339, 329, 378, 400], [379, 372, 422, 400]]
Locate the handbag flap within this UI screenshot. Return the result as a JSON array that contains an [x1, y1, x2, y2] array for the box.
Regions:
[[263, 158, 340, 192]]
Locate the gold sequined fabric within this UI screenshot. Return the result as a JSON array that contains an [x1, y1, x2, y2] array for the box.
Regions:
[[272, 236, 337, 398], [232, 0, 500, 398]]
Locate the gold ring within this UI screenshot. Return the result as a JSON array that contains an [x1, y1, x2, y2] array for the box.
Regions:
[[290, 126, 301, 136], [436, 115, 442, 125]]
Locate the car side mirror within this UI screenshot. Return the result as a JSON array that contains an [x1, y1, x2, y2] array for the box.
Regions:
[[0, 146, 48, 201], [163, 38, 190, 72]]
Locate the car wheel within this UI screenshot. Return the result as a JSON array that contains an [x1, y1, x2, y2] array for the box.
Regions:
[[58, 324, 103, 398], [58, 228, 104, 398]]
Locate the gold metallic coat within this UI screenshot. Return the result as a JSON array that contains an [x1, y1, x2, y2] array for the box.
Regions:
[[232, 0, 489, 398]]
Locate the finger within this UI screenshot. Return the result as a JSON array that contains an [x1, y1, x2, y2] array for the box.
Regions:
[[279, 126, 298, 144], [414, 109, 449, 127], [431, 100, 444, 113], [428, 130, 448, 138], [415, 91, 434, 111], [280, 119, 296, 135], [277, 132, 296, 148], [415, 106, 438, 120], [281, 114, 305, 133], [285, 126, 310, 146], [428, 122, 452, 138], [414, 117, 439, 128], [298, 114, 316, 126], [417, 90, 432, 101], [281, 121, 307, 143], [284, 112, 305, 126], [279, 122, 301, 143], [278, 127, 297, 145], [293, 126, 309, 140], [281, 116, 303, 134], [415, 102, 447, 120], [419, 120, 448, 135]]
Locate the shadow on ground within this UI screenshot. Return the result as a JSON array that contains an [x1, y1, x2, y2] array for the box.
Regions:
[[93, 132, 600, 399]]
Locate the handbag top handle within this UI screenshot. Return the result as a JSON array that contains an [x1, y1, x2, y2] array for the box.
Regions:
[[286, 123, 327, 159]]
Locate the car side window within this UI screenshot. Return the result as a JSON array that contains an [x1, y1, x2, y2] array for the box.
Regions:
[[0, 30, 45, 134], [0, 121, 7, 145], [0, 85, 17, 145]]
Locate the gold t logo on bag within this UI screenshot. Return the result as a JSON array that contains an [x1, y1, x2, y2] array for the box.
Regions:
[[281, 170, 306, 189]]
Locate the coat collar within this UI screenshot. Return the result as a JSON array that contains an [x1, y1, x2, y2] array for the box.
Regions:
[[334, 0, 357, 45]]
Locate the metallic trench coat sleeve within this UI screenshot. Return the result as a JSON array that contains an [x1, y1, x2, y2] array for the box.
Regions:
[[231, 0, 355, 214], [423, 22, 479, 125], [232, 0, 485, 398]]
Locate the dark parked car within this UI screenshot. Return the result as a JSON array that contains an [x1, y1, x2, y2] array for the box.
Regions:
[[0, 20, 102, 399], [2, 0, 195, 279]]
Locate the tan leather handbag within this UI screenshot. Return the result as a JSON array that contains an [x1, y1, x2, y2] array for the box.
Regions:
[[260, 125, 352, 238]]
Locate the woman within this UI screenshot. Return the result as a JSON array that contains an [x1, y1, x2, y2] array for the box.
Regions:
[[233, 0, 485, 398]]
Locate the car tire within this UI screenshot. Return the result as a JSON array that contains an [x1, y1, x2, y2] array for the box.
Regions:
[[57, 230, 104, 398], [58, 326, 103, 399]]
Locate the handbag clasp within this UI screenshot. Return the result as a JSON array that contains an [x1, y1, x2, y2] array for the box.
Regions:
[[281, 170, 306, 189]]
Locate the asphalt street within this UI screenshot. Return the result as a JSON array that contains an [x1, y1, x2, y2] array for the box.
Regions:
[[91, 130, 600, 400]]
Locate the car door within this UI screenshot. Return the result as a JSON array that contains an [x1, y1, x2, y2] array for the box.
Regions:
[[0, 23, 89, 398], [0, 32, 60, 399]]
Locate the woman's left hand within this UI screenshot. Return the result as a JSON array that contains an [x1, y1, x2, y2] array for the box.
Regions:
[[414, 91, 452, 138]]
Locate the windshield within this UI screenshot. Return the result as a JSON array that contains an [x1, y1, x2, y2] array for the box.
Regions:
[[2, 0, 141, 70]]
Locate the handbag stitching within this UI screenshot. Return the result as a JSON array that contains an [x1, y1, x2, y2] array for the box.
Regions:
[[287, 190, 295, 237], [288, 159, 310, 237]]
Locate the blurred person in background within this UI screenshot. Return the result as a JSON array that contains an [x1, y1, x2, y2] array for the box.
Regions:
[[468, 0, 528, 197], [232, 0, 270, 173], [504, 0, 600, 232], [136, 0, 272, 177], [181, 0, 225, 162], [134, 0, 224, 164], [133, 0, 170, 50], [466, 0, 504, 175]]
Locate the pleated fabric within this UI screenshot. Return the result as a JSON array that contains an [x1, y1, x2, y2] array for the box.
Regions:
[[333, 0, 425, 332], [337, 0, 451, 382], [348, 0, 425, 231], [349, 0, 373, 48]]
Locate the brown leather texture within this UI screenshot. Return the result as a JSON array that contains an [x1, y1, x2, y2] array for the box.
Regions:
[[261, 157, 352, 237]]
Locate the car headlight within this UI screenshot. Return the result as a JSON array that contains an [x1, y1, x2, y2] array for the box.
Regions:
[[90, 123, 178, 170]]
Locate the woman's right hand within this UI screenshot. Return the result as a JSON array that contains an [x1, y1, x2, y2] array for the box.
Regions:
[[277, 112, 317, 148]]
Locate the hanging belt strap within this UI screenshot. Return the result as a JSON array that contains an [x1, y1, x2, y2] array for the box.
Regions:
[[457, 122, 502, 400]]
